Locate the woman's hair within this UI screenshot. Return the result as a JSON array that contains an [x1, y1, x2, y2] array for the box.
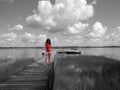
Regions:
[[46, 38, 51, 45]]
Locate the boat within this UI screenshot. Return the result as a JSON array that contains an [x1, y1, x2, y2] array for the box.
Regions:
[[57, 49, 81, 55]]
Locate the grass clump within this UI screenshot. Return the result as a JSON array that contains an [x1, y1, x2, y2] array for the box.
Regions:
[[54, 54, 120, 90], [0, 58, 35, 82]]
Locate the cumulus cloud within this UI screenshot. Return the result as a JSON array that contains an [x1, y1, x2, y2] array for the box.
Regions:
[[0, 32, 48, 46], [26, 0, 94, 33], [82, 21, 107, 45], [53, 37, 58, 41], [38, 34, 47, 43], [65, 22, 89, 34], [0, 32, 17, 42], [26, 14, 42, 28], [20, 32, 47, 43], [20, 32, 35, 43], [89, 22, 107, 38], [63, 35, 83, 46], [92, 0, 97, 5], [75, 35, 82, 39], [105, 26, 120, 45], [9, 24, 23, 31], [52, 37, 58, 45], [118, 26, 120, 29]]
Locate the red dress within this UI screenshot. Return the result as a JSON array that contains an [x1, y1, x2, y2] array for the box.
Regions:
[[45, 43, 51, 53]]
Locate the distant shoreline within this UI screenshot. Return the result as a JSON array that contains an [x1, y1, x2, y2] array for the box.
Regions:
[[0, 46, 120, 49]]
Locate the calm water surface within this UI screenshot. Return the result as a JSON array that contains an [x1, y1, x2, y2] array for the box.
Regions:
[[0, 48, 120, 60], [80, 48, 120, 60], [0, 48, 42, 60]]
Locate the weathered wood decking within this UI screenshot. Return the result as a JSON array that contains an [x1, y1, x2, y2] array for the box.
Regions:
[[0, 52, 56, 90]]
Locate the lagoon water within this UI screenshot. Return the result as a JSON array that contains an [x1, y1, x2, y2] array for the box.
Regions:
[[80, 48, 120, 60], [0, 47, 120, 81], [0, 48, 120, 60], [0, 48, 42, 60]]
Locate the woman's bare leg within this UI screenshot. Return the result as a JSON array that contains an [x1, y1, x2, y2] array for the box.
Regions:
[[48, 53, 51, 63], [45, 54, 47, 63]]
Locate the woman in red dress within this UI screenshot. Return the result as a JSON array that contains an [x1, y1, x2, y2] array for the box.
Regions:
[[45, 38, 51, 63]]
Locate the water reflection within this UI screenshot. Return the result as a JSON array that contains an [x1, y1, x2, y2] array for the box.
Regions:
[[80, 48, 120, 60], [0, 48, 41, 82], [0, 48, 42, 60], [0, 48, 120, 60]]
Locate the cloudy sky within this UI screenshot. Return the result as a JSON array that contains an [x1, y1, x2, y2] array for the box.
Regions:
[[0, 0, 120, 47]]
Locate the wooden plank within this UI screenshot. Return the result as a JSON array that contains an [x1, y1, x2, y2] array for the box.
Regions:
[[0, 51, 57, 90], [0, 84, 46, 90]]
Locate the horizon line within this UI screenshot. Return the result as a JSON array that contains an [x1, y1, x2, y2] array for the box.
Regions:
[[0, 46, 120, 48]]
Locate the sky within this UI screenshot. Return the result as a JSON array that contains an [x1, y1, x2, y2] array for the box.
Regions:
[[0, 0, 120, 47]]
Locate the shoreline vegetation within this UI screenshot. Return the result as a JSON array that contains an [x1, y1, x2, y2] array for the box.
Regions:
[[0, 46, 120, 49], [54, 54, 120, 90], [0, 58, 35, 82], [0, 48, 120, 90]]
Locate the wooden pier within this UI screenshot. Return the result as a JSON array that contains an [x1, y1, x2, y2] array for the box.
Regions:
[[0, 53, 56, 90]]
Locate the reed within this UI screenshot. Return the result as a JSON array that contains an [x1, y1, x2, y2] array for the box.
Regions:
[[54, 54, 120, 90], [0, 58, 35, 82]]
